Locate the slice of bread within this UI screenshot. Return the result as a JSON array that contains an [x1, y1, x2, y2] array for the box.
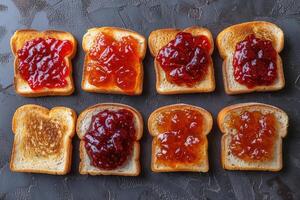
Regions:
[[216, 21, 285, 94], [148, 26, 215, 94], [217, 103, 288, 171], [10, 104, 77, 175], [81, 27, 147, 95], [10, 29, 77, 97], [148, 104, 213, 172], [76, 103, 143, 176]]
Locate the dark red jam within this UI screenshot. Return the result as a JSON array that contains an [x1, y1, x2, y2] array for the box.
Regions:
[[83, 109, 136, 170], [229, 111, 276, 162], [87, 32, 140, 93], [155, 109, 204, 167], [17, 37, 73, 90], [233, 34, 277, 88], [156, 32, 210, 86]]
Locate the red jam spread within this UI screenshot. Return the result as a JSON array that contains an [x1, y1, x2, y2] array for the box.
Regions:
[[156, 32, 210, 86], [229, 111, 276, 161], [233, 34, 277, 88], [17, 37, 72, 90], [83, 109, 136, 170], [155, 109, 204, 167], [87, 32, 140, 93]]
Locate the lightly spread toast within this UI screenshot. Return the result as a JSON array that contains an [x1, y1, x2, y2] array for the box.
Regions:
[[218, 102, 288, 171], [10, 104, 76, 175], [10, 29, 77, 97]]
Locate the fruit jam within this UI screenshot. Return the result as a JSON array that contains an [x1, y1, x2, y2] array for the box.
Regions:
[[155, 109, 204, 167], [229, 111, 277, 162], [156, 32, 210, 87], [17, 37, 72, 90], [233, 34, 277, 88], [87, 32, 140, 93], [83, 109, 136, 170]]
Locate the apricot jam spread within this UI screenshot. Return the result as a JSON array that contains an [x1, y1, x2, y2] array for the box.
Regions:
[[25, 114, 63, 156], [229, 111, 277, 161], [87, 32, 140, 93], [233, 34, 277, 88], [17, 37, 73, 90], [156, 32, 210, 86], [83, 109, 136, 170], [154, 109, 204, 167]]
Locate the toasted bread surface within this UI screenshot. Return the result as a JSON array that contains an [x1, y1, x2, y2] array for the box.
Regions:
[[10, 104, 77, 175], [148, 26, 215, 94], [217, 102, 288, 171], [10, 29, 77, 97], [148, 104, 213, 172], [81, 27, 147, 95], [216, 21, 285, 94], [76, 103, 143, 176]]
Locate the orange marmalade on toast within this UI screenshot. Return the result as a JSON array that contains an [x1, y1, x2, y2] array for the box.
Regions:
[[228, 111, 276, 162], [24, 113, 64, 157], [86, 32, 140, 93], [17, 37, 73, 90], [154, 109, 205, 167], [156, 32, 210, 86], [233, 34, 277, 88]]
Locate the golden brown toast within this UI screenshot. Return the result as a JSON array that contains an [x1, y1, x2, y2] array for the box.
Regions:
[[10, 29, 77, 97], [10, 104, 76, 175], [148, 104, 213, 172], [218, 102, 288, 171], [216, 21, 285, 94], [81, 27, 147, 95], [76, 103, 143, 176], [148, 26, 215, 94]]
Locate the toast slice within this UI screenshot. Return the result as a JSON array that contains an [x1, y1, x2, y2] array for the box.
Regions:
[[148, 104, 213, 172], [217, 103, 288, 171], [10, 104, 76, 175], [81, 27, 147, 95], [76, 103, 143, 176], [216, 21, 285, 94], [148, 26, 215, 94], [10, 29, 77, 97]]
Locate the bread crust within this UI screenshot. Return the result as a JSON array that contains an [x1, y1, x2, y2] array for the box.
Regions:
[[148, 104, 213, 172], [217, 102, 288, 171], [148, 26, 215, 94], [81, 27, 147, 95], [10, 104, 77, 175], [10, 29, 77, 97], [76, 103, 143, 176], [216, 21, 285, 95]]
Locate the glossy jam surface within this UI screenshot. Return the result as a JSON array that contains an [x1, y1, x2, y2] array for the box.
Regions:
[[155, 109, 204, 167], [17, 37, 72, 90], [229, 111, 276, 161], [87, 32, 140, 93], [84, 109, 136, 170], [156, 32, 210, 87], [233, 34, 277, 88]]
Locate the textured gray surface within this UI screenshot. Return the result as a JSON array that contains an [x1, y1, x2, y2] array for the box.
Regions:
[[0, 0, 299, 199]]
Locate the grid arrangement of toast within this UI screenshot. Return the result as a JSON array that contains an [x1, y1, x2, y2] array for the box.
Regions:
[[9, 21, 289, 175]]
